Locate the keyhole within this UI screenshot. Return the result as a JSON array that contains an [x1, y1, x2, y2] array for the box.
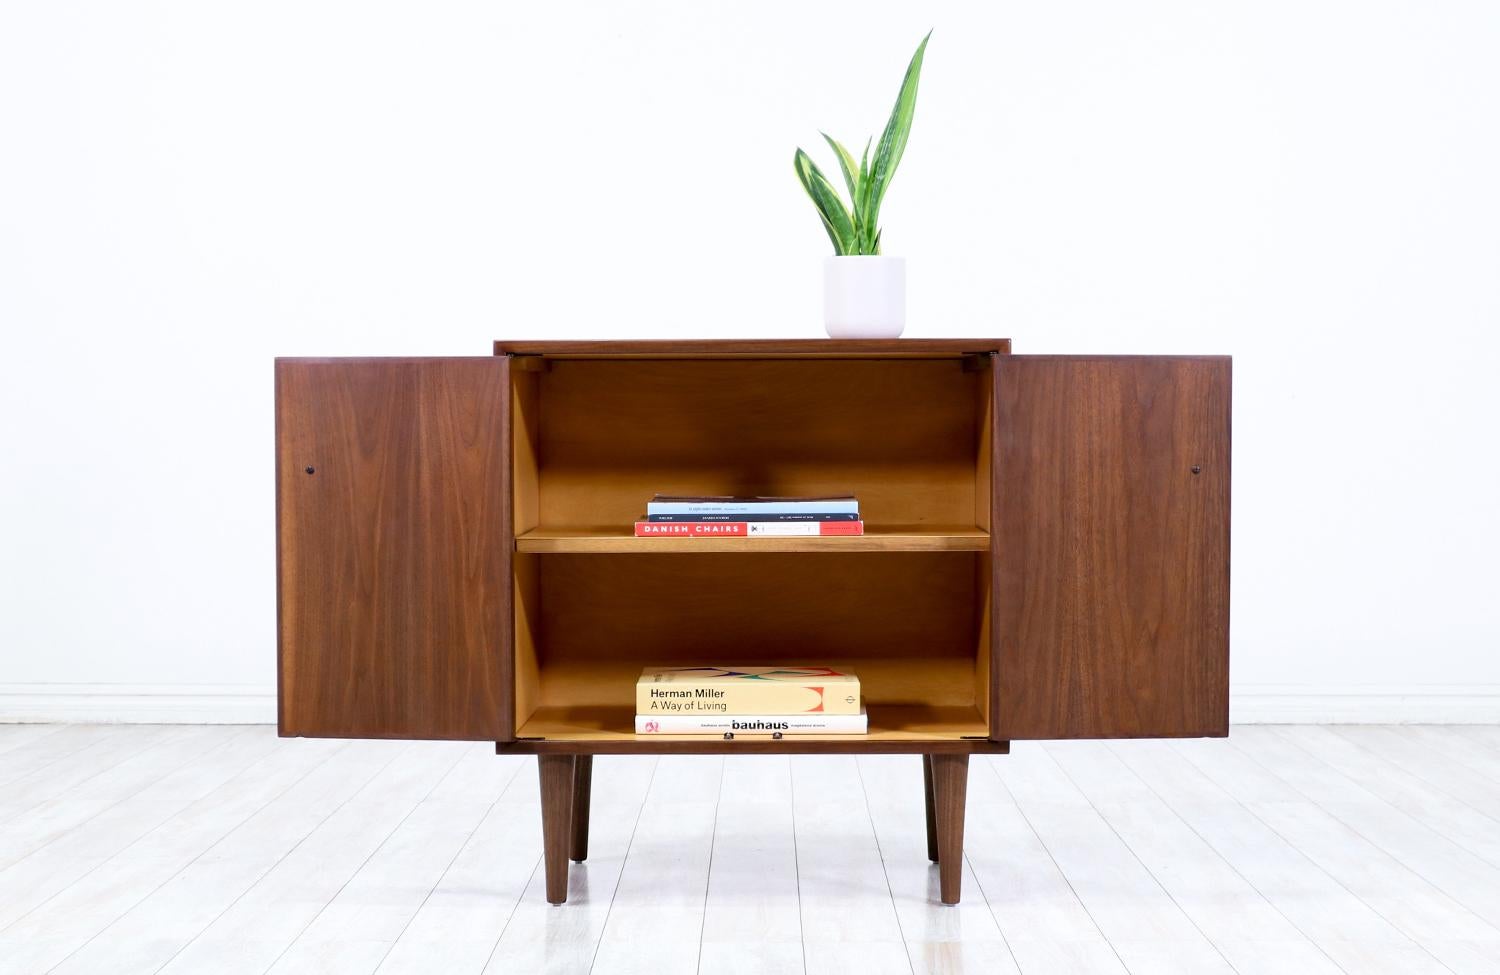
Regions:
[[305, 466, 316, 475]]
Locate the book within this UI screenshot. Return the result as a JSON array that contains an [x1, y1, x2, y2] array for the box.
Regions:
[[635, 709, 868, 735], [647, 494, 859, 516], [637, 666, 861, 715], [645, 512, 860, 522], [634, 521, 863, 537]]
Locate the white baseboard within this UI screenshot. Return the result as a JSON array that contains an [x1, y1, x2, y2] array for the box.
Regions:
[[1, 683, 1496, 726], [0, 684, 276, 724], [1230, 684, 1500, 724]]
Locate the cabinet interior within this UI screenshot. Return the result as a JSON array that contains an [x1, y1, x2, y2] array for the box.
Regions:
[[510, 356, 993, 741]]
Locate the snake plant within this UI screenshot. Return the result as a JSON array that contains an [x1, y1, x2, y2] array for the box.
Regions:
[[794, 32, 930, 256]]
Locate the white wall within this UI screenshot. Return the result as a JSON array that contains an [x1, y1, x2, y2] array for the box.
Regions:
[[2, 1, 1497, 721]]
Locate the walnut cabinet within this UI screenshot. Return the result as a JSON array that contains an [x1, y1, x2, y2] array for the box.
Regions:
[[275, 339, 1231, 905]]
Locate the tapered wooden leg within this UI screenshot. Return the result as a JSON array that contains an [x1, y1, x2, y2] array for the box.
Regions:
[[929, 753, 969, 904], [570, 754, 593, 863], [922, 754, 939, 862], [538, 755, 575, 904]]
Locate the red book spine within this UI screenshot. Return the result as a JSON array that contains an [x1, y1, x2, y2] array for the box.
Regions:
[[633, 521, 864, 537]]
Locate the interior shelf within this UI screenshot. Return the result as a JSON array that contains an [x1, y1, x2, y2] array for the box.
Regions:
[[515, 525, 990, 554], [516, 703, 988, 744], [515, 657, 991, 750]]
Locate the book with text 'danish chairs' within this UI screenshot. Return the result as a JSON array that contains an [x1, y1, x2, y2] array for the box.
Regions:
[[633, 494, 864, 537]]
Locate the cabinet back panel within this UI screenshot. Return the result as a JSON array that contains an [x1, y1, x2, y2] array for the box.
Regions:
[[530, 552, 981, 709], [536, 360, 982, 528]]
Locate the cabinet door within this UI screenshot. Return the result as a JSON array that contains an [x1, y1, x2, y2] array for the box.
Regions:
[[276, 358, 513, 740], [994, 356, 1230, 739]]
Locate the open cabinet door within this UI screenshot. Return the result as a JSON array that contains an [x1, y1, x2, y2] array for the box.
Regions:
[[994, 356, 1230, 739], [276, 358, 513, 740]]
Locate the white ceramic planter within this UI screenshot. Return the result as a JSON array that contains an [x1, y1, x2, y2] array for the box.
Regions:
[[823, 256, 906, 339]]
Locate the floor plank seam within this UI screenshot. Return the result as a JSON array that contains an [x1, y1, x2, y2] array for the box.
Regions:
[[1455, 726, 1500, 760], [371, 754, 526, 973], [478, 855, 542, 974], [1041, 743, 1245, 974], [0, 725, 197, 860], [256, 742, 471, 974], [0, 724, 67, 760], [1224, 731, 1500, 942], [0, 724, 134, 806], [1168, 738, 1455, 971], [981, 754, 1131, 974], [693, 757, 725, 975], [957, 847, 1023, 973], [42, 735, 354, 974], [586, 756, 660, 975], [150, 739, 408, 974], [788, 757, 808, 975], [1103, 740, 1352, 975], [0, 726, 255, 936], [1408, 727, 1500, 786], [1327, 727, 1500, 828], [1262, 725, 1500, 871], [852, 756, 916, 975]]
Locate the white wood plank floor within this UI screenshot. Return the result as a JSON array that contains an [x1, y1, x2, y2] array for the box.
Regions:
[[1, 726, 1499, 974]]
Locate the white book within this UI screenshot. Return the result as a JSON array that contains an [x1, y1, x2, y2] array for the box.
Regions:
[[647, 496, 859, 515], [634, 708, 868, 735]]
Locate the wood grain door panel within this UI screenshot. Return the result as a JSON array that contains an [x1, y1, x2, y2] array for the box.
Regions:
[[276, 357, 513, 740], [994, 356, 1230, 739]]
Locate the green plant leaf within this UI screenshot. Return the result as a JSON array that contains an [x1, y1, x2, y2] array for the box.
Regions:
[[856, 138, 874, 253], [866, 31, 930, 236], [794, 148, 855, 255], [821, 132, 861, 209]]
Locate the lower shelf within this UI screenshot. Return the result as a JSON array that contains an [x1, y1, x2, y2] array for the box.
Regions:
[[505, 703, 1001, 755], [514, 525, 991, 553]]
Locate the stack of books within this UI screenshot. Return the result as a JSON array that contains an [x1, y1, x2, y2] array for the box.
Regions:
[[634, 666, 867, 735], [633, 494, 863, 537]]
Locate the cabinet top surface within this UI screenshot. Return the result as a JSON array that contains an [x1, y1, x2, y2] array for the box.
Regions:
[[493, 338, 1011, 358]]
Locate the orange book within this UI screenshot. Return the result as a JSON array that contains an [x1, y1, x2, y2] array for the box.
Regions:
[[635, 666, 861, 715]]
